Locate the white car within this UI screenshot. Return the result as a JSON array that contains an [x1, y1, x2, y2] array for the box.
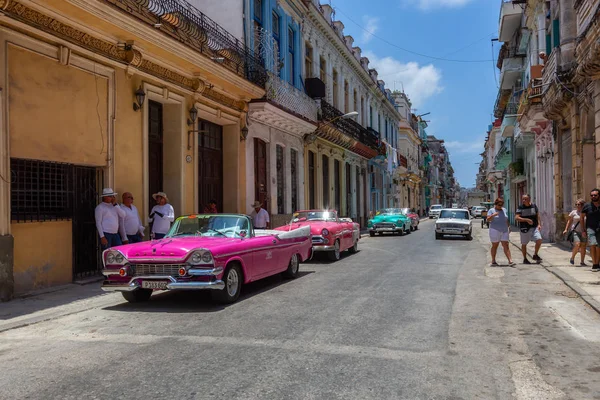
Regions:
[[435, 209, 473, 240], [471, 206, 486, 218], [429, 204, 443, 219]]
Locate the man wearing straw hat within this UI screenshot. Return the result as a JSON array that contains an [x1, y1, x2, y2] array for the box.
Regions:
[[95, 188, 127, 250], [250, 201, 270, 229], [149, 191, 175, 239]]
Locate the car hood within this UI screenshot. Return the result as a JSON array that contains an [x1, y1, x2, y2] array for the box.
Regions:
[[436, 218, 470, 224], [111, 237, 242, 261], [371, 214, 408, 223], [274, 221, 351, 235]]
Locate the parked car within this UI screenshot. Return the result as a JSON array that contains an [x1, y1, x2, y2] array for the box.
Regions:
[[367, 208, 412, 236], [400, 208, 419, 231], [274, 210, 360, 261], [435, 209, 473, 240], [429, 204, 443, 218], [101, 214, 312, 304]]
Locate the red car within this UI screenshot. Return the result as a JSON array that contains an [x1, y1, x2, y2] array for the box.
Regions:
[[400, 208, 420, 231], [274, 210, 360, 261]]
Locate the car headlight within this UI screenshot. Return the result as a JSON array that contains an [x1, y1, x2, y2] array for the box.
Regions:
[[322, 228, 329, 236], [188, 250, 214, 265], [104, 250, 127, 266], [106, 252, 115, 264]]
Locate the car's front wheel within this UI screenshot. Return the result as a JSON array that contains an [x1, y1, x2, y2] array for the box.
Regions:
[[282, 253, 300, 279], [348, 239, 358, 254], [122, 289, 152, 303], [466, 232, 473, 241], [369, 231, 375, 237], [435, 233, 442, 240], [328, 240, 341, 261], [212, 264, 242, 304]]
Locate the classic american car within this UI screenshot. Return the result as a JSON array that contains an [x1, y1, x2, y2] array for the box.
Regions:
[[400, 208, 420, 231], [367, 209, 412, 236], [435, 208, 473, 240], [273, 210, 360, 261], [101, 214, 312, 304]]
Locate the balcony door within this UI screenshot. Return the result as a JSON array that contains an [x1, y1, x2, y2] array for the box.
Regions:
[[198, 120, 223, 213], [148, 101, 163, 210], [254, 138, 268, 211]]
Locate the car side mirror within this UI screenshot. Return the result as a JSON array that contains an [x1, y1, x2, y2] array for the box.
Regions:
[[239, 230, 247, 238]]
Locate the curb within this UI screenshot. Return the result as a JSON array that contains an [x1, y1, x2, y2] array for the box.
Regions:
[[507, 238, 600, 315]]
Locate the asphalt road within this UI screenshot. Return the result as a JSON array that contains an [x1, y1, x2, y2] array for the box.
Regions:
[[2, 220, 600, 399]]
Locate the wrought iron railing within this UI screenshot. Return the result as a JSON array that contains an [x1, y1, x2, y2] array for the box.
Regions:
[[265, 72, 318, 121], [104, 0, 267, 87], [320, 100, 379, 149], [542, 47, 560, 91]]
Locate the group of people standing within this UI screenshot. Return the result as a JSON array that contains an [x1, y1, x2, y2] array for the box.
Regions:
[[485, 189, 600, 271], [94, 188, 174, 250]]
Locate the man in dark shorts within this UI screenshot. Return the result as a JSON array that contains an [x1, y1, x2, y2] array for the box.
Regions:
[[582, 188, 600, 271], [515, 194, 543, 264]]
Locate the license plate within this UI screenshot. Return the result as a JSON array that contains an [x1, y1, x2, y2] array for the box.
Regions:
[[142, 281, 168, 290], [445, 229, 461, 233]]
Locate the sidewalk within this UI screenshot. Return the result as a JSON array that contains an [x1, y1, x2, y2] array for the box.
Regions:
[[507, 229, 600, 314]]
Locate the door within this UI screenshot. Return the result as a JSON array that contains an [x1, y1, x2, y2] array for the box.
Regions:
[[72, 167, 103, 278], [198, 119, 223, 212], [334, 159, 341, 213], [308, 151, 316, 209], [346, 163, 351, 217], [148, 101, 163, 210], [254, 138, 268, 211], [356, 166, 361, 224]]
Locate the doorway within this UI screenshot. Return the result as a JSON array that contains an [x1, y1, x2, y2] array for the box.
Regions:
[[198, 119, 223, 213], [254, 138, 268, 211], [148, 101, 163, 210]]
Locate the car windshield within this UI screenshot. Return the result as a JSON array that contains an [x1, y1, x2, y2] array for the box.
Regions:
[[378, 208, 402, 215], [431, 205, 442, 210], [399, 208, 411, 215], [167, 215, 250, 238], [292, 211, 337, 222], [440, 210, 469, 220]]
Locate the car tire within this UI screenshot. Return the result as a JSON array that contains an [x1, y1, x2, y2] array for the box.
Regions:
[[467, 233, 473, 241], [369, 231, 375, 237], [328, 240, 341, 261], [398, 229, 404, 236], [415, 225, 419, 231], [348, 240, 358, 254], [212, 264, 242, 304], [282, 253, 300, 279], [122, 289, 152, 303], [435, 233, 442, 240]]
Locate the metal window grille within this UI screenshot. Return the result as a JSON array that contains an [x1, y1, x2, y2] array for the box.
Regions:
[[276, 145, 284, 214], [11, 158, 74, 222]]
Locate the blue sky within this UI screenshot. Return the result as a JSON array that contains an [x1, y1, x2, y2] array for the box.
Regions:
[[329, 0, 500, 188]]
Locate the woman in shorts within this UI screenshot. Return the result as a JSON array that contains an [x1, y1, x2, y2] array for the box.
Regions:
[[486, 198, 515, 266], [562, 199, 587, 266]]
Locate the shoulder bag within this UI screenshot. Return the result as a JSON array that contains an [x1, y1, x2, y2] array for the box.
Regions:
[[567, 221, 579, 243]]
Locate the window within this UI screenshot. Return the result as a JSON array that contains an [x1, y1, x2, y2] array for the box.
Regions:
[[319, 57, 327, 85], [344, 81, 349, 113], [288, 27, 295, 84], [356, 166, 361, 221], [291, 149, 298, 212], [332, 69, 339, 107], [308, 151, 316, 209], [353, 90, 358, 113], [11, 158, 74, 222], [334, 159, 341, 213], [253, 0, 264, 56], [360, 97, 365, 126], [369, 106, 373, 128], [322, 155, 329, 209], [272, 12, 280, 52], [304, 42, 313, 79], [276, 145, 284, 214]]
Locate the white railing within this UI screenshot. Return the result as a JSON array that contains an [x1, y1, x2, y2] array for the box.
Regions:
[[266, 72, 318, 121]]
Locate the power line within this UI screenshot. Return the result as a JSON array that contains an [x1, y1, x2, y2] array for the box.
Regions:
[[333, 5, 494, 63], [491, 40, 499, 89]]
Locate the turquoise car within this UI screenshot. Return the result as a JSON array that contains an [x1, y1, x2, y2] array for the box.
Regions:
[[367, 209, 412, 237]]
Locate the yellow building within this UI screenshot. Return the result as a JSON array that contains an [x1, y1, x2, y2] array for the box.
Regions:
[[0, 0, 265, 298]]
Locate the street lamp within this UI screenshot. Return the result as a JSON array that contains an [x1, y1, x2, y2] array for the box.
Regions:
[[305, 112, 359, 144], [326, 111, 359, 124]]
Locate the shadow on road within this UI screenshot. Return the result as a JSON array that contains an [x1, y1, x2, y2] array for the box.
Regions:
[[103, 270, 315, 313], [304, 250, 361, 265]]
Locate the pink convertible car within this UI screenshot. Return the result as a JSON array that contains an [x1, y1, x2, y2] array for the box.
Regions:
[[101, 214, 311, 304]]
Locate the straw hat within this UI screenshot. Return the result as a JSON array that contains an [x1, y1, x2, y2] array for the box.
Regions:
[[251, 201, 262, 208], [152, 192, 169, 202], [100, 188, 117, 197]]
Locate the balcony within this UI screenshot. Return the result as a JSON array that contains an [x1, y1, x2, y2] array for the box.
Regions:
[[498, 0, 524, 42], [105, 0, 267, 87], [499, 57, 524, 90], [575, 0, 600, 78], [542, 47, 560, 92], [265, 73, 318, 121], [318, 100, 380, 157], [500, 115, 516, 138]]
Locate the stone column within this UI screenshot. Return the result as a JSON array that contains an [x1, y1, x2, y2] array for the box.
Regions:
[[559, 0, 577, 69]]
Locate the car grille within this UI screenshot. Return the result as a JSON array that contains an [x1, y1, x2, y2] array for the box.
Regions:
[[441, 223, 465, 229], [131, 264, 185, 276], [312, 236, 325, 244], [375, 222, 396, 228]]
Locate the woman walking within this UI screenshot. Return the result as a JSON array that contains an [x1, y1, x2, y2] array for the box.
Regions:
[[563, 199, 587, 266], [486, 198, 515, 266]]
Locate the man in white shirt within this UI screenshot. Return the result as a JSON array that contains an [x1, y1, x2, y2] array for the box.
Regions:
[[250, 201, 270, 229], [149, 191, 175, 239], [119, 192, 145, 244], [95, 188, 127, 250]]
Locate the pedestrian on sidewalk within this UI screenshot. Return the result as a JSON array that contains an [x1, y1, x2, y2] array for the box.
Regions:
[[250, 201, 270, 229], [515, 194, 543, 264], [95, 188, 126, 250], [563, 199, 587, 266], [119, 192, 145, 244], [203, 199, 218, 214], [486, 197, 515, 266], [149, 192, 175, 240], [582, 188, 600, 271]]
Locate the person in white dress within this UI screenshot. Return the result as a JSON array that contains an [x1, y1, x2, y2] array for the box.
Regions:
[[119, 192, 145, 244], [149, 191, 175, 239], [95, 188, 126, 250]]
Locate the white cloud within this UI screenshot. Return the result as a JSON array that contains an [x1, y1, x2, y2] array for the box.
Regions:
[[445, 136, 486, 154], [361, 16, 379, 44], [363, 51, 443, 108], [402, 0, 473, 11]]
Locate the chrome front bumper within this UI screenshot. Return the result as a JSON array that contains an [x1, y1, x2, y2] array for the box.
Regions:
[[312, 244, 336, 251], [369, 226, 402, 233], [101, 267, 225, 292]]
